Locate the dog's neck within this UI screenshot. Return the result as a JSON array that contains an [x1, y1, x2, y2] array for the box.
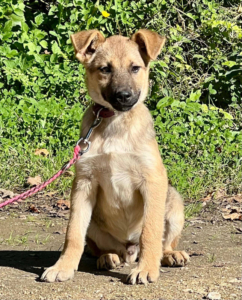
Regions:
[[92, 103, 115, 118], [92, 102, 155, 141]]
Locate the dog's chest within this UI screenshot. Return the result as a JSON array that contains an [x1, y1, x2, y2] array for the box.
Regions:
[[78, 152, 142, 200], [76, 134, 146, 202]]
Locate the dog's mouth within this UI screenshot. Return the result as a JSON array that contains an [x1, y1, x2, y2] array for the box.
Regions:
[[101, 91, 140, 112], [111, 99, 138, 112]]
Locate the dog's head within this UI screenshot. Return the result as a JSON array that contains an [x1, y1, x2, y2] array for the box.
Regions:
[[71, 29, 165, 112]]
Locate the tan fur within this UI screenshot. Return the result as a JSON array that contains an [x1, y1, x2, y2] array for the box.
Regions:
[[41, 29, 189, 285]]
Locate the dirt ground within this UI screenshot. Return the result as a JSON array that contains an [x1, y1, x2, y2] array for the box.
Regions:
[[0, 194, 241, 300]]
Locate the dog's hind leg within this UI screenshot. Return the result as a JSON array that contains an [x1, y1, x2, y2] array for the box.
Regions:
[[86, 221, 138, 270], [161, 186, 190, 267]]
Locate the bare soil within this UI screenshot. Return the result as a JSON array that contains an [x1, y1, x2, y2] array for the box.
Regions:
[[0, 196, 241, 300]]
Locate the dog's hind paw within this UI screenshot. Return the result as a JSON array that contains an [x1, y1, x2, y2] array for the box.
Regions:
[[161, 250, 190, 267], [97, 253, 121, 270]]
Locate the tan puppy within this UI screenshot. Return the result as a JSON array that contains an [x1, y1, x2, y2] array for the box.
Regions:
[[41, 29, 189, 285]]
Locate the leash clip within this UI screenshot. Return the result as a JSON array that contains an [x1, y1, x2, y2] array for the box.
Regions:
[[76, 108, 103, 155], [76, 138, 91, 154]]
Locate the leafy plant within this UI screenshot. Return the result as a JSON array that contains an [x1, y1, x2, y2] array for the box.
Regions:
[[0, 0, 241, 200]]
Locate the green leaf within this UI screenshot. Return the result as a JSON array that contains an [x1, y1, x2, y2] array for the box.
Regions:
[[14, 8, 24, 16], [222, 61, 237, 68], [189, 90, 201, 102], [51, 41, 61, 54], [40, 40, 48, 49], [27, 42, 37, 52], [158, 61, 169, 68], [3, 20, 12, 33], [35, 14, 44, 26], [222, 111, 233, 120], [6, 50, 18, 58], [208, 84, 217, 95], [9, 13, 25, 26], [34, 54, 44, 63], [49, 31, 58, 37], [21, 22, 29, 32]]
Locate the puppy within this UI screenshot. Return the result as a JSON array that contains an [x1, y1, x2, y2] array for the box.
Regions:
[[41, 29, 189, 285]]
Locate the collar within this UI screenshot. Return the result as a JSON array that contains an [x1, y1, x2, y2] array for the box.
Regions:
[[92, 103, 115, 118]]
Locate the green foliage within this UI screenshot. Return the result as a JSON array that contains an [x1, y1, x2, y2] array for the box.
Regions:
[[0, 0, 241, 199]]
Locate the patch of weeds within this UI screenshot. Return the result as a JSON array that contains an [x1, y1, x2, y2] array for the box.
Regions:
[[211, 234, 218, 240], [41, 234, 51, 245], [4, 231, 29, 246], [26, 215, 36, 222], [45, 220, 53, 229], [34, 233, 51, 245], [34, 234, 40, 244], [0, 148, 74, 196], [207, 253, 216, 263], [5, 231, 13, 245], [231, 233, 236, 242], [185, 202, 203, 219], [9, 212, 18, 218]]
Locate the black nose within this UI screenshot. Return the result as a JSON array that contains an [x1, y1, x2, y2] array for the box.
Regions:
[[115, 91, 132, 103]]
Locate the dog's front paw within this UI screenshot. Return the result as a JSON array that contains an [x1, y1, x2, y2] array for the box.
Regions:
[[97, 253, 121, 270], [127, 265, 160, 285], [41, 264, 75, 283]]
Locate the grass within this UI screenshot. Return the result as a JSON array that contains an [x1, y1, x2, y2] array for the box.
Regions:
[[184, 202, 203, 219], [34, 233, 51, 245], [0, 147, 74, 197], [207, 253, 216, 263], [3, 231, 29, 246], [0, 146, 241, 207]]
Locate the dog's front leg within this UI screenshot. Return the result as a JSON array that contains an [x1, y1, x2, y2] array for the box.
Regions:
[[41, 177, 97, 282], [127, 172, 167, 285]]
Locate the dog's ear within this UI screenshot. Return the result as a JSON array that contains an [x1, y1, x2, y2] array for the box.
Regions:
[[70, 30, 105, 63], [131, 29, 166, 65]]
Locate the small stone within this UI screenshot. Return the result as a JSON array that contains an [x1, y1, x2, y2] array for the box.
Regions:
[[183, 289, 193, 293], [207, 292, 221, 300], [229, 278, 242, 283], [19, 215, 27, 219]]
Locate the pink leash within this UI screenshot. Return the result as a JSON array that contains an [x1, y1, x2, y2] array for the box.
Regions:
[[0, 105, 114, 209], [0, 145, 81, 208]]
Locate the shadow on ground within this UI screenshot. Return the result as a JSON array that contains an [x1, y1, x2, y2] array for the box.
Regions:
[[0, 251, 127, 282]]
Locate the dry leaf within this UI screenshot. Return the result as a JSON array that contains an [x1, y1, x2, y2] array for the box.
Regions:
[[56, 199, 70, 209], [222, 212, 242, 221], [231, 206, 242, 213], [64, 170, 74, 177], [27, 176, 42, 187], [45, 191, 58, 197], [28, 204, 40, 213], [34, 148, 49, 157], [226, 195, 242, 203], [0, 188, 15, 199], [201, 192, 213, 202], [214, 189, 226, 199], [234, 226, 242, 233]]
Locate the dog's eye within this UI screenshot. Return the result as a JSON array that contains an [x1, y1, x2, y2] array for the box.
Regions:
[[132, 66, 140, 73], [99, 66, 111, 74]]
